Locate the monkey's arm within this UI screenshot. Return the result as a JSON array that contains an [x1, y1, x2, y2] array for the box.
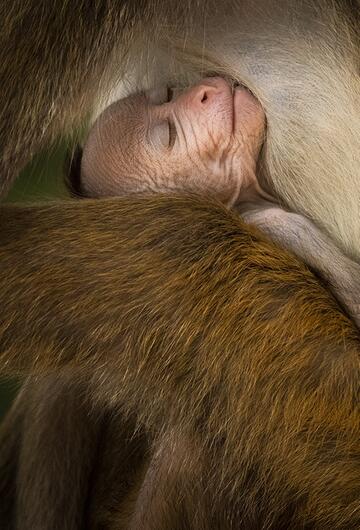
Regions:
[[0, 195, 359, 528], [1, 194, 352, 375], [241, 202, 360, 328]]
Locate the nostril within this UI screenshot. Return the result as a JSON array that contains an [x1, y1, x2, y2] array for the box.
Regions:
[[201, 92, 208, 103]]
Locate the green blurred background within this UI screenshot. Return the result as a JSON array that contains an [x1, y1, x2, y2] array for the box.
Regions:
[[0, 143, 69, 420]]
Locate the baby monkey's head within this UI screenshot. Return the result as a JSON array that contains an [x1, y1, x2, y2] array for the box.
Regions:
[[81, 77, 267, 206]]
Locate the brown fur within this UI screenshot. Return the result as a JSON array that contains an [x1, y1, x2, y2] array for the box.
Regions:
[[0, 195, 359, 528], [0, 1, 359, 528], [0, 0, 156, 193]]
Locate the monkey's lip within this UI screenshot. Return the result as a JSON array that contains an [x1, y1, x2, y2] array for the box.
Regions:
[[232, 87, 262, 134], [233, 86, 259, 111]]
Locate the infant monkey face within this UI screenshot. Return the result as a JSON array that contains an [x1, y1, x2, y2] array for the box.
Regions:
[[81, 77, 266, 205]]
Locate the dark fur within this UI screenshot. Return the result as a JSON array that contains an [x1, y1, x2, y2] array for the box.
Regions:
[[0, 0, 155, 193]]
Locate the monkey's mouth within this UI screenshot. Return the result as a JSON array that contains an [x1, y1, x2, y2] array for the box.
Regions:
[[231, 80, 256, 98], [205, 73, 248, 94]]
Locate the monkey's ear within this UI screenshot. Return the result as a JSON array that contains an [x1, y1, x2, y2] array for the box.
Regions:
[[64, 145, 88, 199]]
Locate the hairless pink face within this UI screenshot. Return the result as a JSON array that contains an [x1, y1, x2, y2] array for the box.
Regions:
[[81, 77, 269, 206]]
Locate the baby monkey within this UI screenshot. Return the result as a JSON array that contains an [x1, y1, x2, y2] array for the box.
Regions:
[[77, 77, 360, 327], [81, 77, 268, 205]]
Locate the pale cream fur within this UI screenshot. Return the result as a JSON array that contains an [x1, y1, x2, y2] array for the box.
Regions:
[[94, 1, 360, 259]]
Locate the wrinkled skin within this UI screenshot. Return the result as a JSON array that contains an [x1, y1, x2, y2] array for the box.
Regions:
[[0, 1, 359, 528], [80, 77, 360, 330], [81, 77, 269, 205]]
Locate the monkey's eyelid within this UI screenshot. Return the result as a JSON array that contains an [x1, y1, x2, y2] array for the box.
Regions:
[[167, 119, 177, 149], [149, 121, 170, 149]]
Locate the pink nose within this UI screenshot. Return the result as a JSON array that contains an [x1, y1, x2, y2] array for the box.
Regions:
[[186, 77, 230, 107]]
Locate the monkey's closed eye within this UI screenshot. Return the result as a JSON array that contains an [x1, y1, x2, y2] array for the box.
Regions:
[[151, 120, 177, 150], [168, 119, 177, 149], [151, 121, 170, 149]]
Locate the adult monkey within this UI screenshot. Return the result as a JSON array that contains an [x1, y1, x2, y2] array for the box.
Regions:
[[0, 197, 359, 530], [0, 1, 359, 529]]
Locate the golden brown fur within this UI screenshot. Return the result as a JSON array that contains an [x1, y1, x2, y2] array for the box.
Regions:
[[0, 196, 359, 528], [0, 1, 359, 528]]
